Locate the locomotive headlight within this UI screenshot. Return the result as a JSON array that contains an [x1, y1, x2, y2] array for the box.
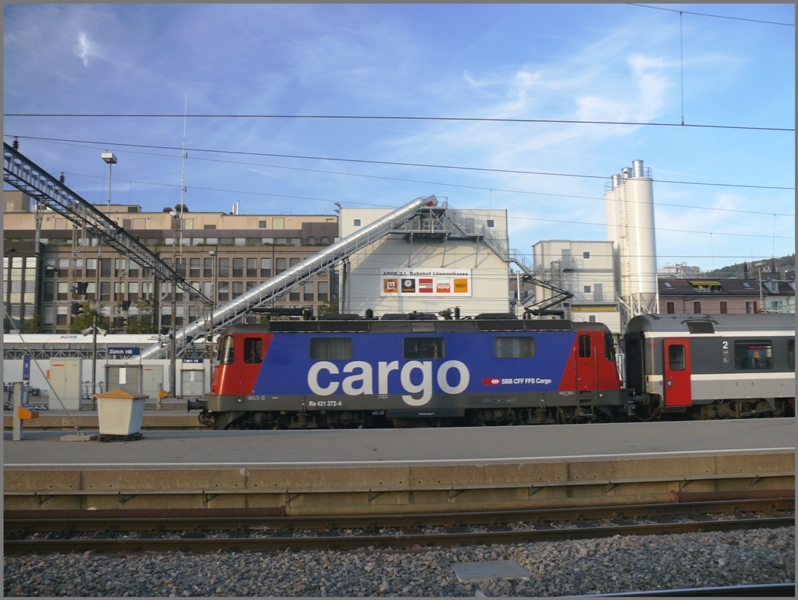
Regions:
[[237, 397, 244, 403]]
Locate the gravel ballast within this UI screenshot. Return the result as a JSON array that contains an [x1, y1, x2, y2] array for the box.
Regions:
[[4, 527, 793, 597]]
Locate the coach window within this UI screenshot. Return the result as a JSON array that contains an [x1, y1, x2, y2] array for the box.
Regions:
[[310, 338, 353, 360], [244, 338, 263, 364], [735, 341, 773, 370], [494, 336, 535, 358], [219, 336, 235, 365], [404, 337, 445, 359], [668, 345, 686, 371], [579, 334, 591, 358], [788, 340, 795, 370]]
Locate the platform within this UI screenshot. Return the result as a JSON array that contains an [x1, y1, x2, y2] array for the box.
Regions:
[[4, 419, 794, 514]]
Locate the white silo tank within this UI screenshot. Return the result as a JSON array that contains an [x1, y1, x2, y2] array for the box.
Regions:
[[624, 160, 657, 312]]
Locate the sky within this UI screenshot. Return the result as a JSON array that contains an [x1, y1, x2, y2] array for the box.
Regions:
[[3, 3, 795, 273]]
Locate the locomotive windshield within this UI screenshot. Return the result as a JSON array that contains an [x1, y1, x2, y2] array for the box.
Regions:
[[219, 335, 235, 365]]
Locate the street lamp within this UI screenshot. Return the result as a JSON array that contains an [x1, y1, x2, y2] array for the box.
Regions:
[[209, 247, 218, 363], [101, 151, 117, 215]]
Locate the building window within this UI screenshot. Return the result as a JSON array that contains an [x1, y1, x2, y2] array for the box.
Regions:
[[57, 282, 68, 300], [494, 336, 535, 358], [290, 238, 301, 246], [218, 282, 229, 302], [486, 220, 495, 228], [233, 258, 243, 277], [583, 251, 591, 259], [218, 258, 229, 277], [100, 282, 111, 301], [742, 282, 752, 289], [262, 238, 274, 245], [583, 286, 591, 294], [247, 238, 260, 246], [234, 238, 246, 246], [321, 237, 329, 245], [290, 258, 300, 268], [664, 281, 673, 288], [308, 237, 316, 245], [289, 285, 300, 301], [204, 224, 217, 230], [232, 281, 243, 299], [259, 220, 267, 228], [204, 258, 213, 278], [189, 258, 200, 277], [44, 281, 55, 301], [735, 341, 772, 370], [260, 258, 271, 277], [275, 258, 286, 275], [246, 281, 258, 291], [693, 301, 701, 314], [317, 281, 329, 302], [666, 301, 675, 314], [304, 282, 314, 301], [353, 219, 362, 227], [247, 258, 257, 277], [56, 305, 68, 325], [720, 301, 728, 314]]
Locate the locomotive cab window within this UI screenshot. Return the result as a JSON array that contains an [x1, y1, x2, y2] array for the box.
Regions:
[[244, 338, 263, 364], [668, 345, 686, 371], [310, 338, 353, 360], [735, 341, 773, 370], [495, 336, 535, 358], [403, 337, 445, 359], [219, 336, 235, 365], [604, 333, 616, 361], [579, 335, 591, 358]]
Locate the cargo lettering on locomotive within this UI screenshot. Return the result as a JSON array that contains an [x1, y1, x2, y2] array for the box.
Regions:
[[307, 359, 470, 406]]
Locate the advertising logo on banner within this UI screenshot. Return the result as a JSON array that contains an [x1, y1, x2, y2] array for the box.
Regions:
[[380, 269, 472, 297]]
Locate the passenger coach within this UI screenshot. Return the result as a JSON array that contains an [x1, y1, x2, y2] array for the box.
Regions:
[[623, 313, 795, 419]]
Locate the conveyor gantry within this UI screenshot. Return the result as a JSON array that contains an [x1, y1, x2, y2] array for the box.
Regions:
[[140, 195, 440, 359], [3, 143, 212, 306]]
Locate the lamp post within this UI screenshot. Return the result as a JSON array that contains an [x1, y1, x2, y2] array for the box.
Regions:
[[209, 247, 217, 363], [101, 151, 117, 215]]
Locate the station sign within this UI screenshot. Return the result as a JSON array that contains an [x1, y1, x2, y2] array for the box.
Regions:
[[22, 355, 31, 381], [107, 347, 141, 359]]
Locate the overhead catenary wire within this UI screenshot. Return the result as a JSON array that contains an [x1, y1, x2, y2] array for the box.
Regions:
[[5, 135, 795, 191], [3, 115, 794, 133], [627, 4, 796, 27]]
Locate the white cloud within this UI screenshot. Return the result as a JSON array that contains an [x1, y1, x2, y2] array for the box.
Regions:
[[75, 32, 97, 67]]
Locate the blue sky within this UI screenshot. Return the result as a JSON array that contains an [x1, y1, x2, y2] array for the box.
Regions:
[[4, 3, 795, 272]]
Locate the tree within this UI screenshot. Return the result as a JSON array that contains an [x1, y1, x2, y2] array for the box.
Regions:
[[127, 298, 157, 334], [68, 304, 97, 333], [20, 314, 43, 333], [317, 300, 339, 316]]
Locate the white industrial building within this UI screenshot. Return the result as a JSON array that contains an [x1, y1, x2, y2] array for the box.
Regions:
[[338, 202, 513, 317], [530, 240, 622, 334]]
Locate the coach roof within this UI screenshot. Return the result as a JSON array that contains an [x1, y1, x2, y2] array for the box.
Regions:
[[625, 313, 795, 336]]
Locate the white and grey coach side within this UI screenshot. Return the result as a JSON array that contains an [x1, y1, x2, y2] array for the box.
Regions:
[[623, 314, 795, 419]]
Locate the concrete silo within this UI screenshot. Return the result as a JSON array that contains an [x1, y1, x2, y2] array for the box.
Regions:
[[604, 160, 658, 328]]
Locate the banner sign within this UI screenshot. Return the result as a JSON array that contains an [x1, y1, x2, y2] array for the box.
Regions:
[[380, 269, 472, 297], [107, 347, 141, 359], [22, 355, 30, 381]]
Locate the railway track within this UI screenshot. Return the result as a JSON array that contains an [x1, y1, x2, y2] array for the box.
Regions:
[[586, 582, 796, 597], [5, 497, 793, 555]]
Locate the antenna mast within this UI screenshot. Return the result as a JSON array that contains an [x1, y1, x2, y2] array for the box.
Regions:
[[179, 95, 188, 254]]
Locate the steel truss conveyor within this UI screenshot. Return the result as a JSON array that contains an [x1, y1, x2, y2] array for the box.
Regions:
[[3, 143, 212, 307], [140, 195, 439, 359]]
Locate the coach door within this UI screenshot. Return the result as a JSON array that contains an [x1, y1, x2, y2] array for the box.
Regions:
[[663, 338, 692, 407]]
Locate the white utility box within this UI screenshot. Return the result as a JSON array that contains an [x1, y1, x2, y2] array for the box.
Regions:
[[94, 388, 148, 436]]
